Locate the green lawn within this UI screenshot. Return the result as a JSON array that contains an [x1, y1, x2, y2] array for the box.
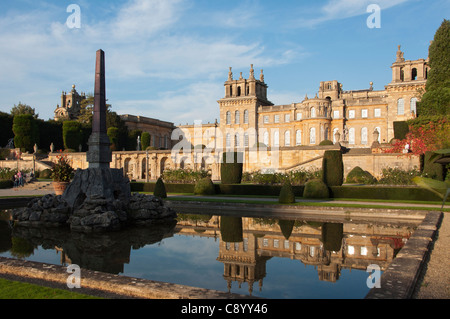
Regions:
[[0, 278, 101, 299]]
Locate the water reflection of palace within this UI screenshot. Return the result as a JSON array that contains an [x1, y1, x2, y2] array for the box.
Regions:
[[175, 214, 416, 295]]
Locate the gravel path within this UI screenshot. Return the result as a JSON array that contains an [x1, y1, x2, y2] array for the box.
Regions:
[[413, 212, 450, 299]]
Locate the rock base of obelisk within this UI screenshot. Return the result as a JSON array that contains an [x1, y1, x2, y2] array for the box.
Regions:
[[12, 168, 177, 232]]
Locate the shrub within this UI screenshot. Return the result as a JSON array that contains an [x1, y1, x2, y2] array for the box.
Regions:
[[322, 150, 344, 186], [422, 151, 445, 181], [107, 127, 120, 151], [39, 169, 52, 179], [303, 179, 329, 199], [378, 167, 421, 185], [194, 177, 216, 195], [50, 153, 74, 182], [278, 220, 295, 240], [278, 181, 295, 204], [321, 223, 343, 252], [319, 140, 334, 146], [345, 166, 376, 184], [0, 148, 10, 160], [154, 177, 167, 198], [0, 180, 13, 189], [221, 152, 243, 184], [162, 168, 210, 184]]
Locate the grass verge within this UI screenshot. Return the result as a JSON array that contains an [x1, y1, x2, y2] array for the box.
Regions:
[[0, 278, 101, 299]]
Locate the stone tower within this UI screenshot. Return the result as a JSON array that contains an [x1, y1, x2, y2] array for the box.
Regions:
[[54, 85, 86, 121], [218, 65, 273, 149]]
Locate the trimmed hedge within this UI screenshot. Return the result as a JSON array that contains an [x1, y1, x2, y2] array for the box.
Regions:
[[0, 180, 13, 189], [303, 179, 330, 199], [130, 182, 448, 202], [422, 151, 445, 181], [322, 150, 344, 186], [194, 177, 216, 195], [220, 216, 243, 243], [279, 181, 295, 204], [154, 178, 167, 198], [393, 121, 409, 140], [322, 223, 343, 252], [346, 166, 376, 184], [221, 152, 243, 184]]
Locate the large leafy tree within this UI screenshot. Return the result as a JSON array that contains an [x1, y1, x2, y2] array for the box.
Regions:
[[10, 102, 38, 119], [418, 19, 450, 116], [12, 114, 39, 152]]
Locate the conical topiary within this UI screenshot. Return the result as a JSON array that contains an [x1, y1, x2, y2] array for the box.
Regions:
[[278, 180, 295, 204], [154, 177, 167, 199]]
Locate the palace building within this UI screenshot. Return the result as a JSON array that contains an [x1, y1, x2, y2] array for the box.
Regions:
[[179, 45, 428, 151], [51, 45, 426, 181]]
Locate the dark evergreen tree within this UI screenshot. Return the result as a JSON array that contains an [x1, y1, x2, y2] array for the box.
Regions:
[[418, 19, 450, 116]]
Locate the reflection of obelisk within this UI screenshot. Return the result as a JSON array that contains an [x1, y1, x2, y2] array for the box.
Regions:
[[86, 49, 112, 168]]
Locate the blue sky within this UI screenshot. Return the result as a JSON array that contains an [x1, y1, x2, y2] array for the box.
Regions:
[[0, 0, 448, 126]]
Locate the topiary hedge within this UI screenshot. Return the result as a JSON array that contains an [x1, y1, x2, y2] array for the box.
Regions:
[[303, 179, 330, 199], [220, 216, 243, 243], [278, 181, 295, 204], [221, 152, 243, 184], [154, 177, 167, 198], [422, 151, 445, 181], [194, 177, 216, 195], [345, 166, 376, 184], [63, 121, 82, 151], [321, 223, 343, 252], [322, 150, 344, 186]]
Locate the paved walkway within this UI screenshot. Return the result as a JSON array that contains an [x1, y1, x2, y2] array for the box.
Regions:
[[0, 181, 448, 299]]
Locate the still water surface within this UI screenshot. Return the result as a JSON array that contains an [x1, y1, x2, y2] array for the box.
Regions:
[[0, 210, 418, 299]]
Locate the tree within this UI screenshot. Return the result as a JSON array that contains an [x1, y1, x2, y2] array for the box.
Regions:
[[417, 19, 450, 116], [12, 114, 39, 152], [10, 102, 38, 119], [141, 132, 150, 150]]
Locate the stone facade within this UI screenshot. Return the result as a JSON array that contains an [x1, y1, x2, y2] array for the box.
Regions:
[[54, 85, 86, 121]]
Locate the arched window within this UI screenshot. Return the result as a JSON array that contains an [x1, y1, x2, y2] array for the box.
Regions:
[[397, 98, 405, 115], [235, 111, 240, 124], [410, 98, 418, 114], [296, 130, 302, 145], [244, 110, 249, 124], [310, 128, 316, 145], [361, 127, 368, 145], [226, 111, 231, 124], [235, 133, 240, 147], [273, 131, 280, 147], [349, 128, 355, 145], [263, 131, 269, 146], [237, 86, 241, 97], [412, 68, 417, 81], [310, 107, 316, 118], [244, 132, 249, 147], [284, 130, 291, 146]]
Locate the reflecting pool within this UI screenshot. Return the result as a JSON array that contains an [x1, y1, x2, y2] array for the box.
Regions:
[[0, 209, 419, 299]]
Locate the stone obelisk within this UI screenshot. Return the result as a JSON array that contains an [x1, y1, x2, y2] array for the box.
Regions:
[[86, 49, 112, 168]]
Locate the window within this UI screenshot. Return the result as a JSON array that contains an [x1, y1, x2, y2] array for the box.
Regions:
[[310, 127, 316, 145], [361, 246, 368, 256], [235, 133, 240, 147], [226, 111, 231, 124], [296, 130, 302, 146], [226, 134, 231, 148], [235, 111, 240, 124], [284, 240, 290, 249], [295, 242, 301, 251], [273, 131, 280, 147], [310, 108, 316, 118], [244, 132, 249, 147], [263, 238, 269, 247], [412, 68, 417, 81], [374, 108, 381, 117], [244, 110, 249, 124], [274, 115, 280, 123], [362, 109, 368, 118], [333, 110, 339, 119], [349, 110, 355, 119], [410, 98, 418, 114], [263, 131, 269, 146], [285, 114, 290, 123], [397, 98, 405, 115], [348, 245, 355, 255], [284, 130, 291, 146], [361, 127, 368, 145], [296, 113, 302, 121], [273, 239, 279, 248], [263, 115, 269, 124], [349, 128, 355, 145]]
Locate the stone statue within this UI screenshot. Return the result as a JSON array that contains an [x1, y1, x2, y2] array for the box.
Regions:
[[50, 143, 54, 153], [137, 136, 141, 151]]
